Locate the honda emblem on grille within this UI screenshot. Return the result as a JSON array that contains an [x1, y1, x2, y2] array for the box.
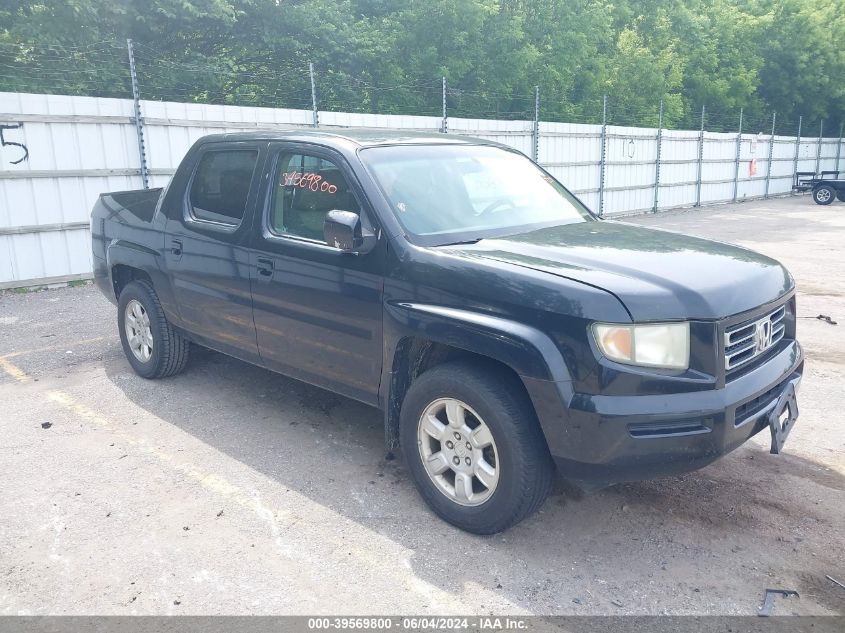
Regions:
[[754, 318, 774, 353]]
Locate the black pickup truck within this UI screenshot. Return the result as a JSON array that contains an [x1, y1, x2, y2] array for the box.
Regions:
[[91, 130, 803, 533]]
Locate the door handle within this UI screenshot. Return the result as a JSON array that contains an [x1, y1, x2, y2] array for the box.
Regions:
[[170, 239, 183, 257], [256, 257, 274, 279]]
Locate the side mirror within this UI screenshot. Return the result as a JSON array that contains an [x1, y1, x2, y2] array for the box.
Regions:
[[324, 210, 376, 253]]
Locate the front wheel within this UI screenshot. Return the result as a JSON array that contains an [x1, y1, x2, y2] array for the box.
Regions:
[[117, 280, 190, 379], [837, 190, 845, 202], [813, 185, 835, 205], [400, 362, 553, 534]]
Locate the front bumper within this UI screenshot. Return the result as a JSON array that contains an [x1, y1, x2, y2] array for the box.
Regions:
[[524, 340, 804, 483]]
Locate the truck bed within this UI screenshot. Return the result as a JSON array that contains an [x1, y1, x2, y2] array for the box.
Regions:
[[95, 187, 163, 223], [91, 187, 164, 264]]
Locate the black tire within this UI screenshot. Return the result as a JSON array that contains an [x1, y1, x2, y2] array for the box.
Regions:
[[117, 280, 190, 379], [399, 361, 553, 534], [813, 185, 835, 205], [837, 191, 845, 202]]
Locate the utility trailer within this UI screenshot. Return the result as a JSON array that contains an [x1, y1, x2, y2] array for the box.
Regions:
[[793, 170, 845, 205]]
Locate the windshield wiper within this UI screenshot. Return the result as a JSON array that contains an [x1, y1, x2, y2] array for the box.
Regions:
[[437, 237, 483, 246]]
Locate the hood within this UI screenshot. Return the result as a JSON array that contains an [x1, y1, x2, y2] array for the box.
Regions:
[[442, 221, 792, 321]]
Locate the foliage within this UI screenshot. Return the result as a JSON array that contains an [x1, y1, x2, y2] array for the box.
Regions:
[[0, 0, 841, 130]]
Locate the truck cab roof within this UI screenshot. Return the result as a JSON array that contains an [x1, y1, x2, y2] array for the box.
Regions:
[[198, 128, 503, 150]]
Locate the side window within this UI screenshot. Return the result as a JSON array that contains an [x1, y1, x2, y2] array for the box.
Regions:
[[270, 152, 360, 241], [189, 150, 258, 226]]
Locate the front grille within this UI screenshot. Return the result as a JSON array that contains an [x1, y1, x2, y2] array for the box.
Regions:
[[724, 304, 786, 372]]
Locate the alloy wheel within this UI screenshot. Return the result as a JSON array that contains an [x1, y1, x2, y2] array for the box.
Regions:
[[417, 398, 499, 506], [124, 299, 153, 362]]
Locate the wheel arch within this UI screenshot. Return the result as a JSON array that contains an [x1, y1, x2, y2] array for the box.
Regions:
[[381, 302, 573, 451], [111, 263, 153, 300]]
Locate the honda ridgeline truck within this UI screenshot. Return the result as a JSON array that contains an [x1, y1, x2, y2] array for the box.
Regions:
[[91, 130, 803, 533]]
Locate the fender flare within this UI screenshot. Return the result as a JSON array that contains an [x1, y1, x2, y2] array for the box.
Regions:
[[105, 239, 161, 295], [106, 239, 160, 266], [381, 301, 574, 449]]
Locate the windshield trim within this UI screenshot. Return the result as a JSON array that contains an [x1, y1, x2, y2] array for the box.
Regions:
[[358, 143, 597, 247]]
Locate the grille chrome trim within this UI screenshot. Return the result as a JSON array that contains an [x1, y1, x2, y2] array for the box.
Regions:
[[724, 305, 786, 371]]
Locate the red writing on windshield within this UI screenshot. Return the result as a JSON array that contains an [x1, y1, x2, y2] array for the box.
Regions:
[[281, 171, 338, 193]]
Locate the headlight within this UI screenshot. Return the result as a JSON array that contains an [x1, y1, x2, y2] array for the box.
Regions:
[[591, 322, 689, 370]]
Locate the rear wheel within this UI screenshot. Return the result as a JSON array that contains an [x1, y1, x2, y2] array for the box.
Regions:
[[400, 361, 553, 534], [837, 191, 845, 202], [813, 185, 835, 205], [117, 280, 190, 378]]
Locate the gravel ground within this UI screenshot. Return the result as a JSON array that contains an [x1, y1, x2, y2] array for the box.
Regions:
[[0, 196, 843, 616]]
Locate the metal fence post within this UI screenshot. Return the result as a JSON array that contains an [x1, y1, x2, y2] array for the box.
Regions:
[[732, 107, 743, 202], [764, 112, 776, 199], [598, 95, 607, 217], [695, 105, 705, 207], [532, 85, 540, 162], [441, 77, 447, 133], [309, 62, 319, 127], [126, 39, 149, 189], [836, 122, 843, 175], [652, 99, 663, 213], [793, 115, 802, 179], [815, 119, 824, 174]]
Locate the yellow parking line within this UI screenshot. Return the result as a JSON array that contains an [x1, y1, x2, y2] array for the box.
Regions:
[[44, 389, 300, 522], [0, 353, 501, 612], [44, 389, 486, 609], [0, 356, 31, 382]]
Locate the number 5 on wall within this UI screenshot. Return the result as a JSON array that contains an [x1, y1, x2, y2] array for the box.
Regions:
[[0, 123, 30, 165]]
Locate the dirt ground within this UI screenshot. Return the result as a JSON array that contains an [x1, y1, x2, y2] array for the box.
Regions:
[[0, 196, 843, 616]]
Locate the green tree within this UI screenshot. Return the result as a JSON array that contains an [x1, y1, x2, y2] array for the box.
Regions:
[[0, 0, 841, 129]]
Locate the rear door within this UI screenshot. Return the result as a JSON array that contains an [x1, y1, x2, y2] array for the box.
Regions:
[[162, 141, 265, 363], [249, 142, 385, 405]]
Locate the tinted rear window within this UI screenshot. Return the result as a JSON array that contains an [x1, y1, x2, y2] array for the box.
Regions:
[[189, 150, 258, 225]]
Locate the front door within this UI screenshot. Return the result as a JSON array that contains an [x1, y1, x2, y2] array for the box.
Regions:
[[163, 141, 264, 363], [249, 143, 384, 405]]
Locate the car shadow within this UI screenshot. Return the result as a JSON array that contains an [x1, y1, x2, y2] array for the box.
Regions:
[[103, 345, 845, 614]]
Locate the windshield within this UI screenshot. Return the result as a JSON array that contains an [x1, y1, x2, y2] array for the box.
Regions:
[[360, 144, 593, 245]]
